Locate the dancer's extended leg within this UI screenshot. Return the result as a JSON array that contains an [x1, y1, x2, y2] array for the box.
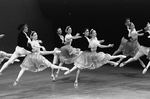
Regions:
[[142, 61, 150, 74], [110, 55, 126, 60], [51, 55, 58, 81], [138, 58, 145, 68], [107, 61, 119, 67], [0, 53, 19, 75], [119, 51, 144, 67], [13, 68, 25, 86], [74, 69, 81, 88], [55, 62, 63, 78]]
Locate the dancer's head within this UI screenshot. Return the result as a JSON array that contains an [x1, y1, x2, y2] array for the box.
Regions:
[[30, 31, 38, 40], [83, 28, 89, 36], [65, 26, 72, 34], [130, 22, 135, 30], [17, 24, 28, 32], [90, 29, 97, 38], [125, 18, 131, 27], [57, 28, 62, 35]]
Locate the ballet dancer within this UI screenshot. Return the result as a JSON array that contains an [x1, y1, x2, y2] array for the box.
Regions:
[[0, 24, 31, 75], [113, 19, 145, 68], [64, 29, 126, 88], [13, 31, 69, 86], [51, 26, 82, 81]]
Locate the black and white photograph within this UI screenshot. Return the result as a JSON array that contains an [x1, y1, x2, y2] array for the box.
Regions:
[[0, 0, 150, 99]]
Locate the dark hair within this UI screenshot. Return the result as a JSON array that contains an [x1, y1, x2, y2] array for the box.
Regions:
[[65, 26, 71, 33], [30, 31, 36, 39], [126, 18, 130, 21], [17, 24, 27, 31], [57, 28, 62, 35]]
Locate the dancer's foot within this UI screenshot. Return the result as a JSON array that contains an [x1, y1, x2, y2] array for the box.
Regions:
[[64, 70, 70, 75], [120, 55, 126, 58], [60, 67, 69, 71], [55, 73, 59, 78], [114, 62, 119, 67], [15, 59, 20, 62], [142, 68, 148, 74], [142, 64, 146, 68], [13, 81, 18, 86], [51, 75, 56, 82], [74, 81, 78, 88], [119, 63, 125, 67]]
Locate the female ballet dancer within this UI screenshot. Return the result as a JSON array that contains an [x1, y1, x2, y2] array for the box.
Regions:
[[13, 31, 69, 86], [0, 24, 31, 75], [113, 19, 145, 67], [84, 29, 113, 52], [51, 26, 82, 81], [64, 29, 126, 88]]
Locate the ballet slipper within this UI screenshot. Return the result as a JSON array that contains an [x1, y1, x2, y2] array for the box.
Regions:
[[13, 81, 18, 86], [61, 67, 69, 71], [142, 67, 148, 74]]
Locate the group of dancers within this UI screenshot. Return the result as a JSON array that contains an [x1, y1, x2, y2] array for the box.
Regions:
[[0, 18, 150, 88]]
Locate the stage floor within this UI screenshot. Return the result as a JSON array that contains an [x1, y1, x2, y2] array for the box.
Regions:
[[0, 63, 150, 99]]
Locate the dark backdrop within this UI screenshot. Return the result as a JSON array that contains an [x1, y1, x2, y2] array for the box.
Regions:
[[0, 0, 54, 53], [39, 0, 150, 52], [0, 0, 150, 67]]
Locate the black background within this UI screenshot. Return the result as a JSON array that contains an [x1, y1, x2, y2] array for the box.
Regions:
[[0, 0, 150, 67]]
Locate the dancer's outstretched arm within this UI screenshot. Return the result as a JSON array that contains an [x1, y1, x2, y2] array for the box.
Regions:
[[98, 44, 114, 48], [0, 34, 5, 39], [72, 33, 82, 39]]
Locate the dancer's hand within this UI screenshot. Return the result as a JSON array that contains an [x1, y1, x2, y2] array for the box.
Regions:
[[100, 40, 105, 43], [41, 46, 46, 51], [109, 44, 114, 47], [38, 40, 43, 43], [0, 34, 5, 38], [54, 48, 61, 54], [76, 33, 80, 36], [54, 50, 61, 54]]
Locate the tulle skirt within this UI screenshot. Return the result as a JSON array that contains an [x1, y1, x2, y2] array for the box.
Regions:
[[122, 37, 140, 56], [58, 45, 79, 64], [74, 51, 111, 69], [20, 53, 51, 72]]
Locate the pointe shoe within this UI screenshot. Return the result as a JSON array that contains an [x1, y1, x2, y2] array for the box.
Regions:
[[142, 68, 148, 74], [61, 67, 69, 71], [55, 73, 59, 78], [51, 75, 56, 81], [114, 62, 119, 67], [13, 81, 18, 86], [15, 59, 20, 62], [64, 70, 70, 75], [121, 55, 126, 58], [119, 63, 125, 67], [74, 82, 78, 88]]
